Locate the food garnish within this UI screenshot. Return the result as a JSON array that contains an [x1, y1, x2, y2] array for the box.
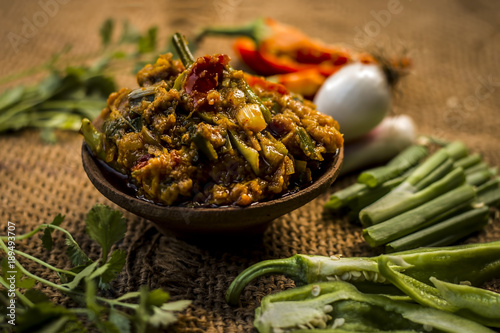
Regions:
[[0, 204, 190, 332]]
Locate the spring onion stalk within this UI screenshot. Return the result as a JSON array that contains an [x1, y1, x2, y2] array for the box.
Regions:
[[324, 182, 368, 210], [346, 176, 406, 215], [464, 162, 489, 176], [413, 158, 454, 191], [325, 144, 426, 210], [360, 167, 466, 226], [357, 144, 428, 188], [363, 184, 477, 247], [466, 167, 497, 187], [359, 142, 468, 226], [477, 177, 500, 194], [454, 153, 482, 170], [477, 187, 500, 207], [385, 206, 489, 252]]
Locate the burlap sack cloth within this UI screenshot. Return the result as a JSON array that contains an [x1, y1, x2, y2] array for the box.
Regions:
[[1, 1, 500, 332]]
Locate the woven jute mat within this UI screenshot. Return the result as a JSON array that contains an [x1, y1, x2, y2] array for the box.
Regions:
[[1, 1, 500, 332]]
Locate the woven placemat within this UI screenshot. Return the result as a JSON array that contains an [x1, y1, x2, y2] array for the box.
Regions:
[[1, 1, 500, 332]]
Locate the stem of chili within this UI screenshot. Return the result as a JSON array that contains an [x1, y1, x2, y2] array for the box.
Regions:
[[172, 32, 195, 67]]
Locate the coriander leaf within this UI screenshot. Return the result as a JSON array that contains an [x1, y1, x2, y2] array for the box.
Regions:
[[84, 278, 105, 315], [100, 249, 126, 284], [148, 306, 177, 328], [24, 288, 50, 304], [109, 307, 131, 333], [38, 71, 63, 99], [158, 299, 191, 312], [0, 85, 24, 110], [16, 302, 79, 333], [146, 288, 170, 307], [17, 277, 36, 289], [138, 27, 158, 54], [41, 214, 65, 251], [87, 249, 126, 286], [1, 258, 34, 289], [119, 20, 141, 44], [100, 18, 115, 48], [148, 301, 191, 329], [85, 75, 116, 99], [57, 264, 87, 284], [65, 236, 92, 267], [85, 204, 127, 263], [40, 128, 57, 144], [64, 260, 99, 291]]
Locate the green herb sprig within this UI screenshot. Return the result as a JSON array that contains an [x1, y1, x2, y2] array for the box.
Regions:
[[0, 18, 189, 143], [0, 204, 190, 333]]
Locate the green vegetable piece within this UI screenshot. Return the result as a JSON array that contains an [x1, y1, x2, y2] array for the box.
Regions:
[[240, 78, 272, 123], [466, 167, 496, 186], [193, 132, 218, 161], [253, 281, 495, 333], [362, 184, 476, 247], [265, 131, 288, 155], [430, 277, 500, 326], [386, 206, 489, 252], [477, 177, 500, 195], [296, 126, 322, 160], [357, 144, 428, 188], [195, 17, 268, 44], [454, 153, 482, 170], [99, 18, 115, 47], [378, 256, 500, 328], [226, 241, 500, 306], [347, 176, 406, 216], [228, 130, 260, 175], [257, 132, 285, 166], [413, 158, 454, 191], [81, 118, 106, 160], [41, 214, 65, 251], [138, 26, 157, 54], [444, 141, 469, 160], [85, 204, 127, 263], [477, 187, 500, 207], [0, 85, 24, 110], [378, 255, 458, 312], [360, 166, 466, 226], [172, 32, 195, 67], [464, 162, 489, 176]]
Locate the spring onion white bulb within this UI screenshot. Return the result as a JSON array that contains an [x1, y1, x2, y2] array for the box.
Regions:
[[340, 115, 416, 175], [313, 63, 391, 142]]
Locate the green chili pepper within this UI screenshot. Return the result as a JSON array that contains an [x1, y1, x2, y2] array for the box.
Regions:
[[172, 32, 195, 67], [296, 126, 322, 161], [226, 241, 500, 306], [430, 277, 500, 326], [253, 281, 495, 333], [228, 129, 260, 175], [378, 255, 500, 327], [192, 131, 218, 161], [81, 118, 106, 160]]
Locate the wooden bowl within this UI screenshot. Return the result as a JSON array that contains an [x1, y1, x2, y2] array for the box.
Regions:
[[81, 143, 343, 236]]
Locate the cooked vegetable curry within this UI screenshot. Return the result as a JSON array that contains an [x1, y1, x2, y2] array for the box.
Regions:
[[82, 37, 343, 207]]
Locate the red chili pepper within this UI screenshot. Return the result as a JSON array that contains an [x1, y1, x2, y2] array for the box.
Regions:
[[196, 18, 409, 97]]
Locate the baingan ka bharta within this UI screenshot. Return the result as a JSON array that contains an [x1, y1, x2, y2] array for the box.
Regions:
[[81, 33, 343, 208]]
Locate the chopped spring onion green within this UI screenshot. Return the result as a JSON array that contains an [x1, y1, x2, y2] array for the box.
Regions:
[[363, 184, 477, 247]]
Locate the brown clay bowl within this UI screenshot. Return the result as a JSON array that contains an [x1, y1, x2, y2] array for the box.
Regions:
[[81, 143, 343, 236]]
